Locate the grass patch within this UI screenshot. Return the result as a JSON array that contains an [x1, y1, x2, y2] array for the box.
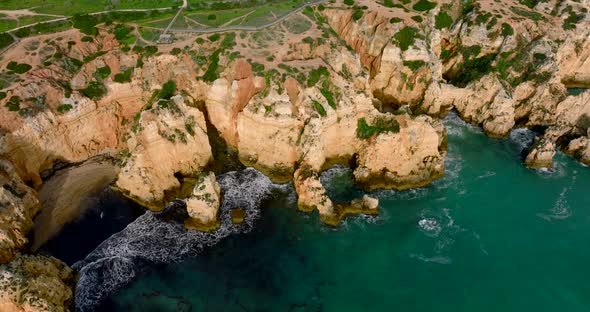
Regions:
[[307, 66, 330, 87], [356, 117, 400, 140], [6, 61, 32, 74], [510, 6, 547, 22], [114, 67, 134, 83], [81, 81, 107, 100], [412, 0, 437, 12], [403, 60, 426, 70], [393, 26, 420, 51], [435, 11, 453, 29], [312, 100, 327, 117], [501, 23, 514, 36], [95, 65, 111, 80], [57, 103, 73, 113]]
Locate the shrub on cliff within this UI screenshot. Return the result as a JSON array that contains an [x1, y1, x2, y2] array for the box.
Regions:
[[72, 14, 99, 36], [356, 117, 400, 140], [0, 33, 14, 50], [57, 104, 73, 113], [435, 11, 453, 29], [95, 66, 111, 80], [312, 100, 327, 117], [202, 49, 221, 82], [393, 27, 421, 51], [6, 62, 32, 74], [4, 96, 21, 111], [158, 80, 177, 100], [413, 0, 437, 11], [114, 68, 133, 83], [81, 81, 107, 100]]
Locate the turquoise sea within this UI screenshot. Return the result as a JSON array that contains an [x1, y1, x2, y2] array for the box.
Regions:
[[74, 113, 590, 311]]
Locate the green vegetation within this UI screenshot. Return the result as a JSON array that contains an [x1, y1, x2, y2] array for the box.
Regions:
[[83, 51, 107, 63], [312, 100, 327, 117], [518, 0, 547, 8], [72, 14, 99, 35], [6, 62, 32, 74], [501, 23, 514, 36], [411, 15, 423, 23], [284, 15, 312, 34], [158, 80, 177, 100], [4, 96, 20, 111], [356, 117, 400, 140], [510, 6, 547, 22], [403, 60, 426, 70], [451, 53, 496, 87], [393, 26, 420, 51], [208, 33, 221, 42], [352, 9, 364, 21], [563, 8, 584, 30], [56, 104, 73, 113], [0, 33, 15, 50], [390, 17, 402, 24], [202, 49, 222, 82], [114, 68, 134, 83], [95, 66, 112, 80], [114, 24, 133, 40], [435, 11, 453, 30], [0, 0, 180, 15], [319, 86, 336, 109], [344, 0, 355, 5], [81, 81, 107, 100], [307, 66, 330, 87], [412, 0, 437, 12]]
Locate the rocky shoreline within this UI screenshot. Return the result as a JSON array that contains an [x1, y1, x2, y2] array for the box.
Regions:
[[0, 0, 589, 310]]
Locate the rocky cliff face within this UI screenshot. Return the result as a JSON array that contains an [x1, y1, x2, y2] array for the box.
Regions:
[[116, 95, 212, 209], [0, 160, 40, 264], [0, 254, 74, 312], [0, 1, 588, 310], [323, 0, 590, 168]]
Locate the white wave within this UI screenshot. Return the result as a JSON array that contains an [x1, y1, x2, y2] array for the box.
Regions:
[[534, 160, 568, 180], [408, 253, 452, 264], [477, 171, 497, 179], [537, 176, 575, 221], [418, 218, 441, 236], [443, 111, 480, 138], [509, 128, 536, 152], [374, 187, 429, 201], [73, 168, 291, 311]]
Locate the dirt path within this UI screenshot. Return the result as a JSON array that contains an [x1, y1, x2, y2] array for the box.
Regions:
[[219, 10, 256, 28], [0, 9, 64, 18]]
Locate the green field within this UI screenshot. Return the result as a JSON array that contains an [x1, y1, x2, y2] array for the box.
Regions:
[[0, 0, 182, 16], [148, 0, 304, 30]]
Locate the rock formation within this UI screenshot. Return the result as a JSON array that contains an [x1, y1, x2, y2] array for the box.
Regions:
[[0, 254, 74, 312], [0, 160, 40, 264], [184, 172, 222, 231], [116, 95, 212, 209]]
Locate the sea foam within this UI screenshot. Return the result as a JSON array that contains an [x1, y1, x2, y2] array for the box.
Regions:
[[73, 168, 290, 311]]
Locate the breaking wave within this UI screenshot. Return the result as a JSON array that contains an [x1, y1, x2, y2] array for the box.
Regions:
[[509, 128, 536, 152], [73, 168, 291, 311]]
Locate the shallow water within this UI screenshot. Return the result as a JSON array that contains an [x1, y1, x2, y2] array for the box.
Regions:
[[91, 113, 590, 311]]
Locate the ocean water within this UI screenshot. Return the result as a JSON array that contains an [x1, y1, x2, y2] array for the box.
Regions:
[[87, 113, 590, 311]]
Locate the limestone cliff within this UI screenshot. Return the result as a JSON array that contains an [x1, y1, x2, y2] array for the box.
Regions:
[[116, 95, 212, 209], [0, 160, 40, 264], [0, 254, 74, 312]]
